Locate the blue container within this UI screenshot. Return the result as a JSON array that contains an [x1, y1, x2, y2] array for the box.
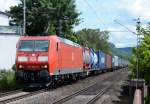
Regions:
[[90, 49, 98, 69], [96, 51, 106, 71]]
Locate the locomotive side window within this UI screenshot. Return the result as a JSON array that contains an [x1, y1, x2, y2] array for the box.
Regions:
[[18, 40, 49, 51], [18, 40, 34, 51], [35, 40, 49, 51]]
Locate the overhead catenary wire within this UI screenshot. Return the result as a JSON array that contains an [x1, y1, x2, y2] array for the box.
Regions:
[[83, 1, 127, 46], [105, 30, 132, 32], [83, 0, 134, 48], [114, 20, 137, 35], [83, 0, 124, 46], [83, 1, 138, 33], [83, 0, 107, 30]]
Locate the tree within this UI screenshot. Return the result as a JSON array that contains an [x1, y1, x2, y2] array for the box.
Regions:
[[130, 24, 150, 84], [76, 28, 110, 52], [8, 0, 80, 36]]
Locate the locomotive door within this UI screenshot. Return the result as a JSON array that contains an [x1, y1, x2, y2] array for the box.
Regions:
[[57, 42, 62, 75]]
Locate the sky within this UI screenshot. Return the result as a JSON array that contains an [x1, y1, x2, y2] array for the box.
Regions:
[[0, 0, 150, 48], [75, 0, 150, 48]]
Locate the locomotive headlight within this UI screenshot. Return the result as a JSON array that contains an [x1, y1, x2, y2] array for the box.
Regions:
[[38, 56, 48, 62], [18, 56, 28, 62]]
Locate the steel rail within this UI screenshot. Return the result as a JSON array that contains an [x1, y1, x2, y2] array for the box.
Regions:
[[0, 89, 47, 104], [52, 70, 123, 104], [0, 89, 23, 98], [87, 69, 128, 104]]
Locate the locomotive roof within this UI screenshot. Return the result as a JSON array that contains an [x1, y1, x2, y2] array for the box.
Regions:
[[19, 35, 81, 47], [19, 36, 50, 40], [59, 37, 81, 47]]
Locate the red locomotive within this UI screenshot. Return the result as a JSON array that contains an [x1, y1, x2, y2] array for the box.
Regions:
[[16, 35, 89, 86]]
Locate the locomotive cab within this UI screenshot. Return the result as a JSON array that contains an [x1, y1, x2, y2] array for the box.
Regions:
[[16, 36, 51, 85], [16, 35, 84, 87]]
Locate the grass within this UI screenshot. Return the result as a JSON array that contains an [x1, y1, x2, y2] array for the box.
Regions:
[[0, 69, 21, 92]]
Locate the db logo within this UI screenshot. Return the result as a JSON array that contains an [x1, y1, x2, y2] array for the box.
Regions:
[[30, 57, 36, 62]]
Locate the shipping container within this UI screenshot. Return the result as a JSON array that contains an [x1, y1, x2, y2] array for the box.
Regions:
[[112, 56, 115, 69], [83, 47, 91, 69], [96, 51, 106, 71], [105, 54, 112, 71], [114, 56, 119, 69], [90, 49, 98, 69], [118, 57, 122, 68]]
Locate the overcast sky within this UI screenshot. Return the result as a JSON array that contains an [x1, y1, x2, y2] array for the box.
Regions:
[[0, 0, 150, 47]]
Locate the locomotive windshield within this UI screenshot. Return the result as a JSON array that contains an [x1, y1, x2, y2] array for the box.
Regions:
[[18, 40, 49, 51], [35, 40, 49, 51]]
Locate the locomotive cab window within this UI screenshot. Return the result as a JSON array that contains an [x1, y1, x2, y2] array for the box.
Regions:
[[35, 40, 49, 51], [18, 40, 49, 51], [18, 40, 34, 51]]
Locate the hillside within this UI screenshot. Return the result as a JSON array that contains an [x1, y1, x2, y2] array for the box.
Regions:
[[118, 47, 132, 55], [109, 43, 133, 60]]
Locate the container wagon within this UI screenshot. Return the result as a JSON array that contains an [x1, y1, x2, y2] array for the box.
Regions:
[[105, 54, 112, 71], [96, 51, 106, 72], [113, 56, 119, 70]]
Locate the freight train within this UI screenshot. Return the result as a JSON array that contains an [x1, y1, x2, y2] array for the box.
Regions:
[[15, 35, 128, 87]]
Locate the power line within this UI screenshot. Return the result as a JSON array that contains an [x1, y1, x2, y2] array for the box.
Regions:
[[114, 20, 137, 35], [83, 0, 107, 30], [106, 30, 133, 32]]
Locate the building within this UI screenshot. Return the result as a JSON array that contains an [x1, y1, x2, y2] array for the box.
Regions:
[[0, 11, 19, 70], [0, 11, 10, 26]]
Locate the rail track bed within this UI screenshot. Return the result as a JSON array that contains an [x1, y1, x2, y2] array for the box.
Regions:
[[0, 89, 47, 104], [52, 69, 128, 104], [0, 89, 23, 98], [0, 69, 129, 104]]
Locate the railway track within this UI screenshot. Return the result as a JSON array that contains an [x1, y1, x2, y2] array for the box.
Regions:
[[0, 89, 47, 104], [52, 69, 127, 104], [0, 89, 23, 98], [0, 69, 128, 104], [87, 70, 128, 104], [86, 85, 110, 104]]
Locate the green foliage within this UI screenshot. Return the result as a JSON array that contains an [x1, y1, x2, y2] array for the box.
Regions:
[[109, 43, 131, 60], [129, 48, 137, 78], [76, 28, 110, 52], [8, 0, 80, 36], [0, 69, 20, 92], [145, 96, 150, 104], [130, 24, 150, 84], [139, 34, 150, 84], [12, 64, 16, 71]]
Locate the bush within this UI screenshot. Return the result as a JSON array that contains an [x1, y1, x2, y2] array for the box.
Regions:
[[12, 64, 16, 71], [145, 96, 150, 104], [0, 69, 20, 92]]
